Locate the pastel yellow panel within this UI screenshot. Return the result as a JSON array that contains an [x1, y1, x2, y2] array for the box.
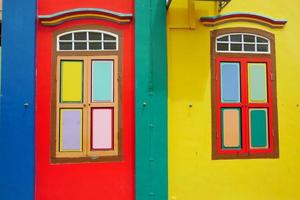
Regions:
[[60, 60, 83, 102]]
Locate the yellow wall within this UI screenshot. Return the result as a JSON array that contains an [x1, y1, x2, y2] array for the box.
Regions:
[[167, 0, 300, 199]]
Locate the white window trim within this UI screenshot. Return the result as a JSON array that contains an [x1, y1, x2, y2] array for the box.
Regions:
[[57, 30, 119, 51], [216, 33, 270, 54]]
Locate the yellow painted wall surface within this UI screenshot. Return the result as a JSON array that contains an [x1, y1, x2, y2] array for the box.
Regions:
[[167, 0, 300, 199]]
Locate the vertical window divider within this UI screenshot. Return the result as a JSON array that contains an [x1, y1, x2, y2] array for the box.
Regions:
[[71, 33, 75, 51], [101, 33, 104, 50], [83, 57, 89, 156], [254, 36, 258, 52], [266, 59, 274, 153], [241, 59, 250, 154], [86, 57, 92, 157], [215, 58, 222, 152], [114, 56, 119, 155], [87, 32, 90, 51]]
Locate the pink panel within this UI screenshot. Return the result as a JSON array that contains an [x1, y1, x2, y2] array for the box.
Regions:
[[92, 108, 113, 150]]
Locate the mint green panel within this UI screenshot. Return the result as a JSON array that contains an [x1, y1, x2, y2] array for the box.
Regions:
[[249, 109, 269, 148], [92, 60, 113, 102], [248, 63, 267, 102]]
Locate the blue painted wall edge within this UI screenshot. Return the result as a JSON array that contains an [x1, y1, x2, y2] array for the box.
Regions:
[[0, 0, 37, 199]]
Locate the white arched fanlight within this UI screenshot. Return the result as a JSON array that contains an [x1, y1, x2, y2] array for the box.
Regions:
[[57, 30, 118, 51], [216, 33, 270, 53]]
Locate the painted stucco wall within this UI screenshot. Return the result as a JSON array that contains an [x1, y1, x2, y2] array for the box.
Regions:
[[35, 1, 135, 200], [167, 0, 300, 199]]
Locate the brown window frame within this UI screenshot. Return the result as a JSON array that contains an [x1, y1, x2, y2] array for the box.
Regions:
[[51, 25, 123, 163], [211, 27, 279, 160]]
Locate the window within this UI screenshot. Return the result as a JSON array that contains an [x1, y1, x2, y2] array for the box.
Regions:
[[211, 28, 278, 159], [57, 30, 118, 51], [216, 33, 270, 53], [52, 28, 122, 163]]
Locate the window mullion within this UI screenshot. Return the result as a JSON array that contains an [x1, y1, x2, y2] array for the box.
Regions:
[[83, 57, 90, 156], [240, 59, 250, 153]]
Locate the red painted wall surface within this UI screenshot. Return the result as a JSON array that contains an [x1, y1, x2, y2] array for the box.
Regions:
[[35, 1, 134, 200]]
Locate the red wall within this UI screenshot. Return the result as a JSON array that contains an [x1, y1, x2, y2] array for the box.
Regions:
[[35, 1, 134, 200]]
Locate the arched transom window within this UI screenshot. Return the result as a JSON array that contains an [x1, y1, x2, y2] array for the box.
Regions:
[[216, 33, 270, 53], [57, 30, 118, 51]]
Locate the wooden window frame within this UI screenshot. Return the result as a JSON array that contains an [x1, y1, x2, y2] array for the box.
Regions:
[[211, 28, 279, 159], [51, 25, 123, 163]]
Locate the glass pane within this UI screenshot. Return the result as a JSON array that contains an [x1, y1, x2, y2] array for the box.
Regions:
[[257, 44, 269, 52], [74, 42, 87, 50], [249, 109, 269, 149], [220, 62, 241, 103], [89, 32, 102, 40], [257, 37, 268, 43], [59, 42, 72, 50], [222, 108, 241, 149], [243, 34, 255, 42], [92, 108, 113, 150], [217, 43, 229, 51], [60, 109, 83, 152], [104, 34, 116, 41], [230, 34, 242, 42], [230, 43, 242, 51], [60, 60, 83, 102], [74, 32, 87, 40], [92, 60, 114, 102], [248, 63, 268, 103], [89, 42, 102, 50], [244, 44, 255, 52], [217, 36, 229, 41], [104, 42, 117, 50], [60, 33, 72, 40]]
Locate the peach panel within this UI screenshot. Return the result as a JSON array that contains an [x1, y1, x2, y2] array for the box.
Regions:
[[223, 109, 240, 148]]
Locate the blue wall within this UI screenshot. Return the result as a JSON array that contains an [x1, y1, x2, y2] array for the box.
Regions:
[[0, 0, 37, 199]]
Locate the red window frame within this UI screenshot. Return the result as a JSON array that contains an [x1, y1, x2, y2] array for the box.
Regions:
[[215, 56, 275, 157]]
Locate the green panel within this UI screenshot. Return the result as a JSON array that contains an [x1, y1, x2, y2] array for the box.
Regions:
[[135, 0, 168, 199], [250, 109, 268, 148]]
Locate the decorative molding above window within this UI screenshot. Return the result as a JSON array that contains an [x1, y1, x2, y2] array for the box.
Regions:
[[200, 13, 287, 28], [39, 8, 133, 26], [216, 33, 270, 53], [57, 30, 118, 51]]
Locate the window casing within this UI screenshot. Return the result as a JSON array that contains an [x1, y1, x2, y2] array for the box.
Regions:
[[52, 28, 122, 163], [211, 28, 279, 159]]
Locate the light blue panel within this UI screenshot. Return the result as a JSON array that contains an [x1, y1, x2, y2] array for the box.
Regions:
[[220, 62, 241, 103], [92, 60, 113, 102]]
